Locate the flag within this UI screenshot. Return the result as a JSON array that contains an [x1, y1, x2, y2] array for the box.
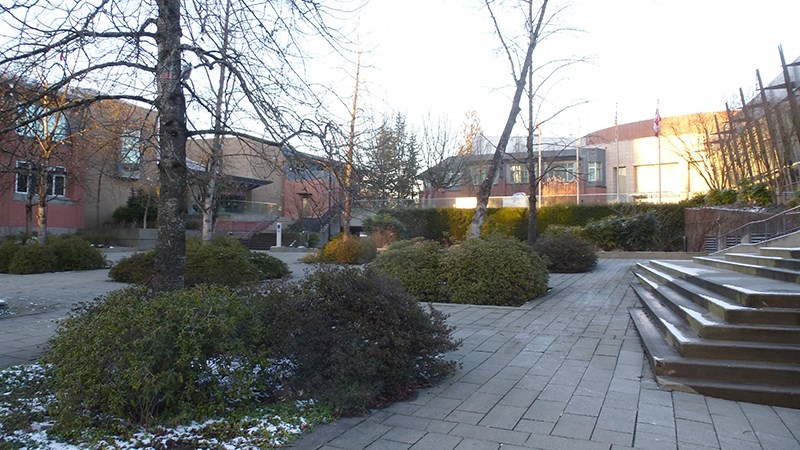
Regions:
[[653, 108, 661, 137]]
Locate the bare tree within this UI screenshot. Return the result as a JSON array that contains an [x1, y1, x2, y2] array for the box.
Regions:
[[419, 112, 481, 197], [467, 0, 549, 239], [0, 0, 352, 290]]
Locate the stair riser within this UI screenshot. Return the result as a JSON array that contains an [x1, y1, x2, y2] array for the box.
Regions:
[[760, 248, 800, 259], [637, 265, 800, 325], [697, 257, 800, 285], [726, 254, 800, 271], [650, 359, 800, 387], [651, 261, 800, 308], [636, 277, 800, 344], [659, 380, 800, 409]]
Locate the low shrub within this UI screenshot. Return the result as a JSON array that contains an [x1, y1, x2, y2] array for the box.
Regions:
[[108, 250, 155, 284], [109, 237, 290, 286], [363, 213, 406, 247], [44, 285, 271, 435], [317, 235, 377, 264], [582, 212, 660, 251], [533, 233, 597, 273], [370, 239, 445, 302], [248, 266, 460, 414], [248, 251, 290, 279], [440, 234, 549, 306], [7, 244, 56, 274], [46, 235, 107, 271], [0, 240, 21, 273]]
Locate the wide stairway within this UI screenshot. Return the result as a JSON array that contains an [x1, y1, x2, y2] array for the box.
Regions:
[[630, 245, 800, 408]]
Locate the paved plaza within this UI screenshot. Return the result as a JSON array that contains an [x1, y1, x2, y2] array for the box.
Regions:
[[0, 253, 798, 449]]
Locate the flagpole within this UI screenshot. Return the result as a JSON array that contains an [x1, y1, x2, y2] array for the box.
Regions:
[[615, 103, 619, 203]]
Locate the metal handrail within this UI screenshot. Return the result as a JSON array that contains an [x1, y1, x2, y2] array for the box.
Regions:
[[715, 204, 800, 251]]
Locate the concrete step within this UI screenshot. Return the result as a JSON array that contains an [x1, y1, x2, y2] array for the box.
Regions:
[[630, 308, 800, 408], [650, 260, 800, 308], [724, 252, 800, 271], [694, 255, 800, 284], [760, 247, 800, 259], [634, 263, 800, 326], [633, 284, 800, 359]]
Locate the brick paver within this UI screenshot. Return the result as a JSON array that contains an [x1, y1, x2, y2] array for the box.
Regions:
[[291, 258, 800, 450]]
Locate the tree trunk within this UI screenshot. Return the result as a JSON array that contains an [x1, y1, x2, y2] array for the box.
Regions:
[[467, 0, 548, 239], [36, 166, 48, 244], [152, 0, 188, 291], [202, 0, 231, 243]]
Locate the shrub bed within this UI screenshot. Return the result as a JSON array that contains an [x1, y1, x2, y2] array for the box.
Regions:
[[370, 238, 445, 302], [533, 233, 597, 273], [248, 266, 459, 414], [44, 285, 272, 434], [313, 235, 377, 264], [1, 235, 106, 274], [440, 234, 548, 306], [109, 237, 289, 286]]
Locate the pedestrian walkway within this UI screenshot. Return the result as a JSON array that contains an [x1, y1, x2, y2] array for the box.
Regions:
[[291, 259, 800, 450], [1, 256, 798, 449]]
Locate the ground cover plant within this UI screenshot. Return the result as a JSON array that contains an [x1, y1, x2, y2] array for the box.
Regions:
[[1, 267, 460, 448]]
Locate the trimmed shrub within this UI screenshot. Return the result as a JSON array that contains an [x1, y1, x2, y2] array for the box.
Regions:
[[482, 207, 527, 240], [185, 237, 261, 286], [704, 188, 737, 205], [248, 266, 460, 414], [0, 240, 21, 273], [46, 235, 107, 271], [317, 235, 377, 264], [370, 239, 445, 302], [440, 234, 549, 306], [582, 212, 660, 251], [533, 233, 597, 273], [44, 285, 271, 433], [248, 251, 290, 279], [109, 237, 290, 286], [7, 244, 56, 274], [108, 250, 155, 284], [363, 213, 406, 247]]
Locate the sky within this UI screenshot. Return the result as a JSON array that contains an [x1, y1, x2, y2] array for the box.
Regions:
[[347, 0, 800, 139]]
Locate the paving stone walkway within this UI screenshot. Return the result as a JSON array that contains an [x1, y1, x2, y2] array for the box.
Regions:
[[291, 259, 800, 450]]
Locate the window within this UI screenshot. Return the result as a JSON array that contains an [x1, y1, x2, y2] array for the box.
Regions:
[[547, 162, 574, 181], [15, 161, 66, 196], [588, 162, 602, 182], [16, 105, 69, 141], [471, 166, 498, 185], [508, 164, 529, 184], [120, 132, 142, 165]]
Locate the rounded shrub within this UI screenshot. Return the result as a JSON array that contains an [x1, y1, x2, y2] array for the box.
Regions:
[[533, 233, 597, 273], [247, 251, 290, 279], [44, 285, 271, 433], [370, 238, 445, 302], [363, 213, 406, 247], [0, 239, 22, 273], [7, 243, 56, 274], [318, 235, 377, 264], [247, 266, 460, 414], [440, 234, 549, 306], [109, 250, 155, 284], [46, 234, 107, 271], [109, 237, 290, 286]]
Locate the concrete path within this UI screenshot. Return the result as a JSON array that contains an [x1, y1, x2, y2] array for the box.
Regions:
[[1, 255, 798, 449], [291, 259, 800, 450]]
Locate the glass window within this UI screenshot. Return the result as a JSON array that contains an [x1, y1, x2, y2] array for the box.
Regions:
[[120, 132, 142, 165], [547, 162, 574, 181], [16, 105, 68, 141], [588, 162, 602, 182], [508, 164, 529, 184], [14, 161, 66, 196]]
